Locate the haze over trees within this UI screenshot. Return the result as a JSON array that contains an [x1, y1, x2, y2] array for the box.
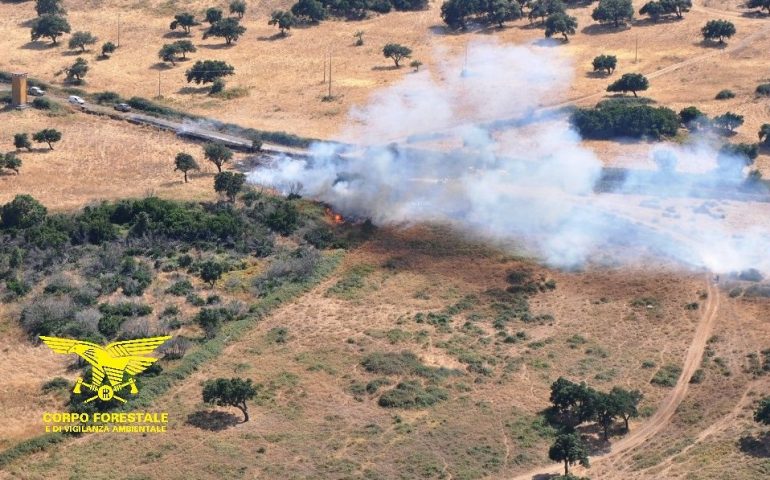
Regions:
[[592, 0, 634, 27], [30, 14, 71, 44], [607, 73, 649, 96], [702, 19, 735, 43], [383, 43, 412, 67]]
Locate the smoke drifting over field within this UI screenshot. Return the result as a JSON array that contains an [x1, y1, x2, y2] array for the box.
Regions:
[[250, 40, 770, 275]]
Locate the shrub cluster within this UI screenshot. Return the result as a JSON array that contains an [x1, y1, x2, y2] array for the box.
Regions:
[[571, 99, 679, 139]]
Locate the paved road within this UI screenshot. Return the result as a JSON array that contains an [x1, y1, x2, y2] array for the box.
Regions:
[[2, 85, 310, 157]]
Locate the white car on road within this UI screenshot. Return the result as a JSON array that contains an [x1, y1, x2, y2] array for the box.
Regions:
[[68, 95, 85, 106], [28, 86, 45, 96]]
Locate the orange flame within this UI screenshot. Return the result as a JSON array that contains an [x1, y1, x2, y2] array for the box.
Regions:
[[325, 208, 344, 225]]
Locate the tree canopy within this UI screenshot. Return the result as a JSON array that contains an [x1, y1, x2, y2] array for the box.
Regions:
[[68, 31, 96, 52], [592, 54, 617, 74], [170, 12, 199, 34], [174, 152, 198, 183], [30, 14, 71, 44], [269, 10, 297, 35], [545, 12, 577, 42], [185, 60, 235, 86], [65, 57, 89, 83], [549, 433, 590, 476], [230, 0, 247, 18], [755, 397, 770, 425], [592, 0, 634, 27], [607, 73, 649, 97], [713, 111, 744, 132], [214, 171, 247, 202], [204, 17, 246, 45], [203, 143, 234, 172], [101, 41, 116, 57], [702, 19, 735, 43], [14, 133, 32, 151], [0, 195, 47, 229], [202, 377, 259, 422], [32, 129, 62, 150], [292, 0, 327, 22], [35, 0, 66, 16], [383, 43, 412, 67]]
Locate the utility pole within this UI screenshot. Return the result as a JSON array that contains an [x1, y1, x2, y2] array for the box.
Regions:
[[328, 52, 332, 98], [323, 56, 326, 83], [634, 35, 638, 63], [117, 14, 121, 47], [157, 71, 161, 98]]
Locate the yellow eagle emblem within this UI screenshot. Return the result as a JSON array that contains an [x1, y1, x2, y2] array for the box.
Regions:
[[39, 335, 172, 403]]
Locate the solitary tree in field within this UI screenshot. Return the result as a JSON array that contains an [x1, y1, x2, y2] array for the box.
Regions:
[[159, 43, 181, 65], [592, 0, 634, 27], [185, 60, 235, 92], [548, 433, 590, 476], [383, 43, 412, 68], [30, 14, 71, 45], [101, 41, 116, 58], [713, 112, 744, 132], [353, 30, 365, 45], [205, 7, 224, 24], [174, 152, 199, 183], [32, 129, 62, 150], [3, 153, 22, 174], [702, 19, 735, 43], [747, 0, 770, 14], [592, 54, 617, 74], [607, 73, 649, 97], [203, 142, 233, 172], [203, 17, 246, 45], [172, 40, 196, 58], [65, 57, 89, 83], [755, 397, 770, 425], [199, 260, 225, 286], [544, 12, 577, 42], [14, 133, 32, 151], [214, 171, 246, 202], [268, 10, 296, 35], [410, 59, 423, 71], [68, 31, 96, 52], [230, 0, 247, 18], [759, 124, 770, 144], [35, 0, 66, 16], [170, 12, 199, 34], [202, 377, 258, 422]]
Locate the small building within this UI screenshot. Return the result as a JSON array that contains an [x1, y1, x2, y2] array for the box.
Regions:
[[11, 72, 28, 108]]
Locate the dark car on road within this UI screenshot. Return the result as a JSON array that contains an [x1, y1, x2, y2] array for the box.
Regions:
[[114, 103, 132, 112]]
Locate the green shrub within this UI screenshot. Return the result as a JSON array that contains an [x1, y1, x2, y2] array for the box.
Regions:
[[98, 301, 152, 317], [166, 279, 194, 296], [756, 83, 770, 96], [31, 97, 56, 111], [94, 91, 122, 104], [651, 364, 682, 387], [378, 381, 448, 408], [715, 89, 735, 100], [41, 377, 70, 393], [571, 100, 679, 139]]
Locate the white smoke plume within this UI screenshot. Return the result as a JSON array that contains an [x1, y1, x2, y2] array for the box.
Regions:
[[249, 40, 770, 275]]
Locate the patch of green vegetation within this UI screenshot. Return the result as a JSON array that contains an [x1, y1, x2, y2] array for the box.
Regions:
[[377, 381, 448, 409], [361, 351, 457, 380], [325, 264, 375, 299], [651, 363, 682, 387]]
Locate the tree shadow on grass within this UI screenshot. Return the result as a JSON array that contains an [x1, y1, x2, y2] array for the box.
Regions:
[[581, 23, 631, 35], [178, 86, 211, 94], [257, 33, 287, 41], [694, 40, 729, 49], [739, 432, 770, 458], [372, 65, 400, 71], [198, 43, 235, 50], [163, 31, 191, 39], [20, 41, 57, 50], [186, 410, 240, 431], [150, 62, 175, 71]]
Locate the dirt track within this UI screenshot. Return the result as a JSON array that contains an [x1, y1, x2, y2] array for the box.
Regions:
[[508, 277, 721, 480]]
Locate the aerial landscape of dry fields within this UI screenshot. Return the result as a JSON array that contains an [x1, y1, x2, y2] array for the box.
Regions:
[[1, 0, 770, 477]]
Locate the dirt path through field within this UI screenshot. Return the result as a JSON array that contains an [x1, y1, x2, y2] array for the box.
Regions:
[[508, 277, 721, 480]]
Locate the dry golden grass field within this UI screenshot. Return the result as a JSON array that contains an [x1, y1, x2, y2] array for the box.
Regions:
[[1, 0, 770, 478]]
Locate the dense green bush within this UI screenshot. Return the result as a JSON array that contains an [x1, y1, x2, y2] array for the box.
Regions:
[[715, 89, 735, 100], [32, 97, 56, 110], [571, 100, 679, 139], [166, 279, 194, 296], [756, 83, 770, 96], [0, 195, 48, 230], [378, 381, 448, 408]]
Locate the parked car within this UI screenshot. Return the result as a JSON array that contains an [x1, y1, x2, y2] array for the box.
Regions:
[[114, 103, 131, 112], [68, 95, 85, 106], [28, 86, 45, 96]]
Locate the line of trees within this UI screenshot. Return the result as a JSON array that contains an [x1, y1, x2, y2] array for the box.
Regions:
[[546, 378, 642, 476]]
